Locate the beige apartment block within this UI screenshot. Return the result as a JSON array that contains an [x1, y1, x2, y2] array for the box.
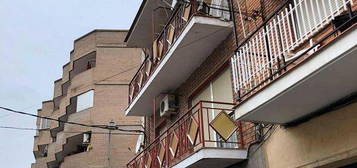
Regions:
[[32, 30, 143, 168]]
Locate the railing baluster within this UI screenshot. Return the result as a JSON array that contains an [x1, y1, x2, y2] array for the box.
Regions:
[[328, 0, 335, 19], [246, 45, 253, 89], [258, 31, 266, 80], [231, 55, 239, 93], [239, 50, 246, 91], [253, 36, 261, 85], [309, 0, 318, 31], [242, 46, 249, 89], [268, 22, 277, 69], [233, 54, 239, 94], [249, 41, 256, 87], [235, 54, 241, 95], [303, 0, 312, 36], [277, 14, 285, 57], [334, 0, 342, 15], [289, 4, 297, 47], [285, 7, 293, 52], [296, 0, 305, 39]]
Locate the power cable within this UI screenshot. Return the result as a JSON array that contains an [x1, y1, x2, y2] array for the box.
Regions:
[[0, 106, 145, 133], [0, 106, 108, 130], [0, 103, 38, 119], [0, 125, 142, 136], [0, 126, 142, 136], [0, 126, 38, 131]]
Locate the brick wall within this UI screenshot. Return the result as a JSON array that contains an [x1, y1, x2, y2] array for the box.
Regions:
[[144, 0, 283, 145], [32, 30, 142, 168]]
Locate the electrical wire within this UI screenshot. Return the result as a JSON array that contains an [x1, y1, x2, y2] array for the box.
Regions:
[[0, 106, 109, 130], [94, 65, 139, 85], [0, 126, 142, 136], [0, 106, 145, 133], [0, 126, 38, 131], [63, 131, 141, 135], [0, 103, 38, 119], [176, 0, 256, 18]]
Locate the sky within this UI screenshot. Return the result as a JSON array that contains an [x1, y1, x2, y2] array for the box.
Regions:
[[0, 0, 141, 167]]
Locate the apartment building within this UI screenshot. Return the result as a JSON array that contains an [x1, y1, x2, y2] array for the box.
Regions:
[[32, 30, 143, 168], [124, 0, 357, 168]]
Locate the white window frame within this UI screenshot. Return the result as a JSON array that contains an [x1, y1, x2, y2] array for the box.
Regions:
[[39, 118, 50, 130], [76, 90, 94, 112]]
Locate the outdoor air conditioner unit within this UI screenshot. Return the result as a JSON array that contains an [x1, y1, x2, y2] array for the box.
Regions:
[[83, 133, 91, 144], [160, 94, 177, 117]]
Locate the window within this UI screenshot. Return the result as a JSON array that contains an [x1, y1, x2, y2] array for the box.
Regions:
[[76, 90, 94, 112], [39, 118, 50, 130], [191, 68, 237, 148], [191, 68, 234, 106]]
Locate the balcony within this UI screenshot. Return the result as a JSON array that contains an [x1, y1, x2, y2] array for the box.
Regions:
[[231, 0, 356, 124], [127, 101, 256, 168], [126, 0, 233, 116]]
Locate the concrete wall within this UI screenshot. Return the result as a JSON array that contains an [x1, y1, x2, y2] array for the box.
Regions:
[[263, 102, 357, 168]]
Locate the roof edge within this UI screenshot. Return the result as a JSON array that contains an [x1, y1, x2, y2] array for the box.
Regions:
[[74, 29, 129, 43], [124, 0, 148, 42]]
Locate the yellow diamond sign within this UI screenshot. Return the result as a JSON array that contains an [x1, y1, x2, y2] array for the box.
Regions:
[[169, 133, 179, 157], [157, 142, 165, 166], [210, 111, 237, 141], [187, 118, 199, 145]]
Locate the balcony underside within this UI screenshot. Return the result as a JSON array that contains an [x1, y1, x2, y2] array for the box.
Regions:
[[126, 16, 232, 116], [172, 148, 247, 168], [235, 29, 357, 124]]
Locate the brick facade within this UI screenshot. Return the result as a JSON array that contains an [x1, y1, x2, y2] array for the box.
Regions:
[[32, 30, 142, 168], [144, 0, 283, 144]]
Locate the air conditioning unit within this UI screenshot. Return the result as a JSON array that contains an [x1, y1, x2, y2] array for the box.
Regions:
[[160, 94, 177, 117], [83, 133, 91, 144]]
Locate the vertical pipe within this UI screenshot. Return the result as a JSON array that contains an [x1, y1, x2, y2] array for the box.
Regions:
[[238, 121, 244, 149], [229, 0, 241, 100], [108, 129, 112, 168], [237, 1, 247, 38], [229, 0, 239, 47]]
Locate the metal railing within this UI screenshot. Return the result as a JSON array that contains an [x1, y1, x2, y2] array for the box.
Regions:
[[128, 0, 231, 104], [127, 101, 256, 168], [231, 0, 355, 100]]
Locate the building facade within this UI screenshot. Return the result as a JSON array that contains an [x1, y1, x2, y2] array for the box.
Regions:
[[32, 30, 143, 168], [124, 0, 357, 168]]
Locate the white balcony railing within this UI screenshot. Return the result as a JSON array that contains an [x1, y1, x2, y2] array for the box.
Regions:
[[231, 0, 354, 98]]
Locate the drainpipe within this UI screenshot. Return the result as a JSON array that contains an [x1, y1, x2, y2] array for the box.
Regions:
[[107, 121, 116, 168], [229, 0, 239, 47]]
